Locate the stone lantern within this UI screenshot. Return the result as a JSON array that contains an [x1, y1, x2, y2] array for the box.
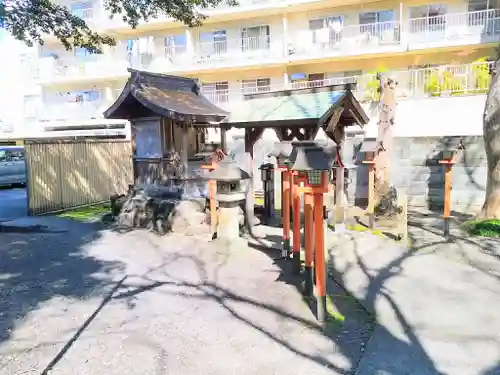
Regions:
[[206, 158, 250, 244], [290, 146, 332, 187], [437, 144, 458, 162]]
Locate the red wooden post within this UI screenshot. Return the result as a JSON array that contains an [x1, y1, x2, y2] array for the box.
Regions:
[[282, 169, 291, 258], [292, 172, 305, 275]]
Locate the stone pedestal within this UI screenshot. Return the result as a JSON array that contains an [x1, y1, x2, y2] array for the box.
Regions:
[[217, 201, 241, 241]]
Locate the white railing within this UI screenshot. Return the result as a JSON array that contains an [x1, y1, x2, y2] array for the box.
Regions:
[[34, 62, 493, 122], [37, 99, 110, 122], [201, 62, 493, 106], [409, 9, 500, 44], [31, 9, 500, 82], [291, 20, 402, 58], [197, 35, 272, 58]]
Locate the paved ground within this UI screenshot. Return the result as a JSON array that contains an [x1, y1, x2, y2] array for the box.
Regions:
[[327, 211, 500, 375], [0, 187, 26, 221], [0, 218, 373, 375]]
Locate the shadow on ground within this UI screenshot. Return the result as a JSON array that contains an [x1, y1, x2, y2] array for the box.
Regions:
[[0, 219, 124, 347], [245, 228, 444, 374]]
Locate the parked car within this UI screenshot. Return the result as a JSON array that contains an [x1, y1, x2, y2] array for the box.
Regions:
[[0, 146, 26, 187]]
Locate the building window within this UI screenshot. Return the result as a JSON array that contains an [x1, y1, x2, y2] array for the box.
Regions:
[[469, 0, 500, 11], [241, 26, 270, 50], [241, 78, 271, 94], [308, 16, 343, 44], [202, 82, 229, 104], [306, 73, 324, 87], [200, 30, 227, 56], [359, 10, 395, 38], [165, 34, 187, 55], [409, 4, 447, 33], [75, 47, 95, 60]]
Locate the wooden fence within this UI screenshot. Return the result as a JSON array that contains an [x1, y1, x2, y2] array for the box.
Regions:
[[25, 138, 133, 215]]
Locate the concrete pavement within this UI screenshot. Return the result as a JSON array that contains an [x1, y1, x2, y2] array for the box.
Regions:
[[0, 219, 372, 375], [3, 212, 500, 374], [328, 217, 500, 375]]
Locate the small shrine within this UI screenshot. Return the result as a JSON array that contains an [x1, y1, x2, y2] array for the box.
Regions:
[[103, 69, 229, 187]]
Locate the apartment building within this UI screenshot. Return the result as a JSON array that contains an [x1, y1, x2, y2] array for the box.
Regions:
[[0, 29, 31, 138], [17, 0, 500, 133]]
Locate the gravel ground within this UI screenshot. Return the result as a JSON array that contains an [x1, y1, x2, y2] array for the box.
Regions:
[[0, 221, 373, 375]]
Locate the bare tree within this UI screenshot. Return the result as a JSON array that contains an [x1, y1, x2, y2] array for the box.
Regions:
[[374, 74, 400, 216], [479, 61, 500, 218]]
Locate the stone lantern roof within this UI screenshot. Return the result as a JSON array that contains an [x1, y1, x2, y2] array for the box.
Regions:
[[206, 158, 251, 182], [290, 146, 334, 172]]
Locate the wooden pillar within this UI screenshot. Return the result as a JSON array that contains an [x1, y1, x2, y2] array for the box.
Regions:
[[220, 128, 227, 154], [179, 122, 189, 180], [292, 172, 302, 275], [367, 162, 375, 228], [304, 192, 314, 296], [335, 165, 345, 231], [244, 127, 264, 230], [314, 189, 327, 323], [439, 157, 455, 237], [282, 170, 291, 257]]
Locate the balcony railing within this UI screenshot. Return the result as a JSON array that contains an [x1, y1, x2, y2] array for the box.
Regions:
[[31, 8, 500, 82], [33, 62, 492, 123], [193, 35, 278, 67], [408, 9, 500, 46], [202, 62, 493, 107], [37, 54, 129, 81], [36, 99, 110, 122], [291, 20, 402, 58]]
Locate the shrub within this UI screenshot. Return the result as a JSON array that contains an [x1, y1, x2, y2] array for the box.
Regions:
[[363, 68, 388, 101]]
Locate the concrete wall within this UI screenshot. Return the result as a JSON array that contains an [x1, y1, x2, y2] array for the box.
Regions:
[[347, 135, 487, 213]]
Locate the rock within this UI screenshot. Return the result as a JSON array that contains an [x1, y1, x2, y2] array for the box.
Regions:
[[110, 187, 210, 235], [169, 199, 210, 234]]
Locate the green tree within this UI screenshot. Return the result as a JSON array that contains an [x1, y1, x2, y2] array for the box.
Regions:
[[0, 0, 235, 53]]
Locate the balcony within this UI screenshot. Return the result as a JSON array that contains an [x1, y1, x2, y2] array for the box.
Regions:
[[37, 53, 130, 83], [30, 8, 500, 84], [202, 62, 493, 108], [30, 62, 491, 123], [107, 35, 282, 73], [408, 9, 500, 49], [290, 20, 403, 60]]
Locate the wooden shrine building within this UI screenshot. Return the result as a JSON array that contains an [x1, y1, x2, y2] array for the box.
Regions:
[[103, 69, 229, 185], [223, 82, 370, 157]]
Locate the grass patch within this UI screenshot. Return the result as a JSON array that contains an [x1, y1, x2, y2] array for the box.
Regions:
[[302, 295, 346, 327], [58, 203, 111, 222], [345, 223, 386, 238], [254, 196, 264, 206], [462, 219, 500, 237]]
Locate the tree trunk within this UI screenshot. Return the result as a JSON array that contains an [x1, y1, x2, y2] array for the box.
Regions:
[[373, 75, 400, 216], [479, 60, 500, 219]]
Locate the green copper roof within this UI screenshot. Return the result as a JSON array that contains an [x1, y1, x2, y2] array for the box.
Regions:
[[226, 90, 347, 124]]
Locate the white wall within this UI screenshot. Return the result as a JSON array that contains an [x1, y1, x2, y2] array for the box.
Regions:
[[361, 95, 486, 138], [0, 31, 32, 136]]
